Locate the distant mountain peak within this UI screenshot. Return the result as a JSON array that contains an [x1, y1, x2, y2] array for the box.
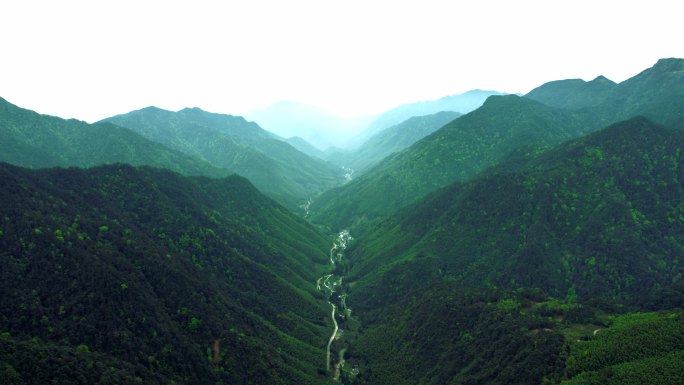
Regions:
[[178, 106, 206, 113], [137, 105, 167, 113], [585, 115, 660, 141], [652, 57, 684, 72], [590, 75, 616, 84], [481, 93, 520, 104]]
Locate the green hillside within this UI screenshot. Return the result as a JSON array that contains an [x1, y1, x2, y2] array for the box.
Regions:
[[0, 163, 336, 385], [525, 75, 617, 110], [527, 58, 684, 128], [349, 284, 567, 385], [348, 117, 684, 308], [563, 311, 684, 385], [347, 111, 462, 172], [0, 98, 228, 178], [311, 95, 598, 229], [339, 117, 684, 384], [103, 106, 344, 212], [346, 89, 502, 149], [312, 59, 684, 231]]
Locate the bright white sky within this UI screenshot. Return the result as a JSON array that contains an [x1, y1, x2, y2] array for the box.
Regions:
[[1, 0, 682, 122]]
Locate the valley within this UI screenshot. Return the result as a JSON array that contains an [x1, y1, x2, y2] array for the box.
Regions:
[[1, 57, 683, 385], [317, 230, 355, 379]]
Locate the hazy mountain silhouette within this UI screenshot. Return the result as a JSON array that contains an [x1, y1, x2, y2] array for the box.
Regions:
[[103, 106, 344, 211]]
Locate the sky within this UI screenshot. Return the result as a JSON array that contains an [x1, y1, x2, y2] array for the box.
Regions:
[[1, 0, 682, 122]]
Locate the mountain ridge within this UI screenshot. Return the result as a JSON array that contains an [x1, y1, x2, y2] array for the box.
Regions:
[[347, 116, 684, 308], [310, 94, 599, 229], [345, 89, 503, 149], [0, 162, 337, 384], [0, 97, 229, 177], [527, 57, 684, 128], [102, 106, 345, 212]]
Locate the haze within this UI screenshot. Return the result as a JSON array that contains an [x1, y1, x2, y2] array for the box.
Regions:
[[1, 0, 682, 123]]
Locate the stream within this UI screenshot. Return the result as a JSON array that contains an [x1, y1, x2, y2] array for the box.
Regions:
[[318, 230, 353, 379]]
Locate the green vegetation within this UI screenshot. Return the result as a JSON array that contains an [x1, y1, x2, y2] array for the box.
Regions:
[[342, 117, 684, 384], [311, 59, 684, 230], [0, 97, 227, 178], [348, 89, 502, 149], [563, 312, 684, 385], [0, 163, 335, 384], [527, 58, 684, 130], [311, 95, 600, 229], [1, 59, 683, 384], [346, 111, 461, 172], [347, 117, 684, 305], [349, 284, 566, 385], [102, 106, 344, 212], [525, 75, 617, 111]]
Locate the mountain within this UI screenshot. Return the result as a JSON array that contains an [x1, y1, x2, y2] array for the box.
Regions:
[[0, 163, 337, 385], [340, 117, 684, 384], [245, 101, 375, 150], [102, 106, 344, 212], [527, 58, 684, 128], [348, 117, 684, 306], [0, 97, 227, 177], [310, 95, 599, 229], [349, 283, 684, 385], [605, 58, 684, 128], [284, 136, 328, 160], [349, 283, 569, 385], [563, 311, 684, 385], [345, 89, 504, 149], [346, 111, 462, 172], [525, 75, 617, 110]]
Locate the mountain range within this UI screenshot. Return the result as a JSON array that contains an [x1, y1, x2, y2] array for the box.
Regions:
[[527, 57, 684, 127], [0, 97, 226, 178], [245, 101, 375, 150], [310, 58, 684, 230], [324, 110, 462, 172], [340, 116, 684, 384], [1, 58, 683, 385], [344, 89, 504, 149], [311, 94, 600, 228], [102, 106, 344, 211], [349, 116, 684, 304], [0, 163, 337, 384]]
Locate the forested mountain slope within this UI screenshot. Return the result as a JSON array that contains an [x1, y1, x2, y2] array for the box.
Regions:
[[527, 58, 684, 128], [346, 89, 502, 149], [348, 117, 684, 309], [342, 117, 684, 385], [311, 95, 599, 229], [0, 163, 336, 385], [346, 111, 462, 172], [0, 97, 227, 178], [103, 107, 343, 212]]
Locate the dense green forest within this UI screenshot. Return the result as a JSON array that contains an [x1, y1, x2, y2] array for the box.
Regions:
[[1, 58, 683, 384], [347, 117, 684, 303], [0, 163, 336, 384], [563, 311, 684, 384], [527, 58, 684, 128], [102, 107, 344, 212], [347, 89, 502, 149], [0, 98, 227, 178], [339, 116, 684, 384], [310, 58, 684, 230], [311, 94, 601, 229]]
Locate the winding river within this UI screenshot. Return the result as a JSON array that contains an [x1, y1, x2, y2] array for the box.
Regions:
[[318, 230, 353, 378]]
